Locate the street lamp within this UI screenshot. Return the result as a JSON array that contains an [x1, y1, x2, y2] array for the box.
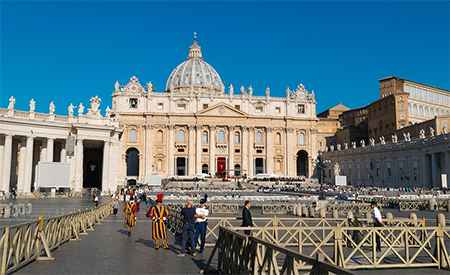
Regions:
[[312, 152, 331, 200]]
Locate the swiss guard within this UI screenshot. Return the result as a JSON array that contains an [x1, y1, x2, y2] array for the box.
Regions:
[[146, 193, 170, 249], [124, 197, 138, 236]]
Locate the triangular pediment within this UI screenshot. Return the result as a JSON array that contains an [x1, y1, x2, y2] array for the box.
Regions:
[[195, 103, 249, 117]]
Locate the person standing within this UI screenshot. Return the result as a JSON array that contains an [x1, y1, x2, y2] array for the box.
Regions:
[[94, 194, 99, 207], [242, 200, 253, 235], [146, 194, 170, 250], [112, 199, 119, 216], [194, 195, 209, 253], [124, 197, 138, 236], [371, 201, 385, 252], [177, 201, 205, 257]]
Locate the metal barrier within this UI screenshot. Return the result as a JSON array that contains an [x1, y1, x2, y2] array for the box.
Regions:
[[159, 202, 239, 214], [261, 203, 376, 215], [202, 226, 354, 274], [0, 200, 112, 275]]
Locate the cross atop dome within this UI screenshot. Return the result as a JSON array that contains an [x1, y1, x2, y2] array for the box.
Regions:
[[188, 31, 202, 59]]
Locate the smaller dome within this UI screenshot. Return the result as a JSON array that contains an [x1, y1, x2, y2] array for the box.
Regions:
[[165, 34, 224, 93]]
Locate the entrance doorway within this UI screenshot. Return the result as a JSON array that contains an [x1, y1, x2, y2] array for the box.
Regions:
[[255, 158, 264, 174], [83, 148, 103, 189], [217, 157, 226, 177], [176, 157, 186, 176], [296, 150, 308, 177], [126, 148, 139, 177]]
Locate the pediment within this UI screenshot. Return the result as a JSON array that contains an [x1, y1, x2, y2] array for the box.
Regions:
[[196, 103, 248, 117]]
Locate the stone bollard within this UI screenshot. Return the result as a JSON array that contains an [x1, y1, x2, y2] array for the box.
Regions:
[[332, 209, 339, 219], [309, 207, 315, 218], [12, 204, 18, 217], [347, 210, 353, 220], [296, 204, 302, 217], [292, 204, 297, 215], [409, 212, 417, 227], [436, 213, 445, 227], [4, 205, 11, 219], [302, 205, 308, 217], [26, 203, 32, 215], [428, 198, 436, 211], [319, 208, 326, 218], [385, 212, 393, 220]]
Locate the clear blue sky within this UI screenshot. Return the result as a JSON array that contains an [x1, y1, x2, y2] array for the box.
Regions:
[[1, 1, 449, 115]]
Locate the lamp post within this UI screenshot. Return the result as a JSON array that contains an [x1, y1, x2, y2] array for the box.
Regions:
[[312, 152, 331, 200]]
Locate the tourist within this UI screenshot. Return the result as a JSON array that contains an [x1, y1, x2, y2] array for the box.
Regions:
[[371, 201, 385, 252], [94, 194, 99, 207], [242, 200, 253, 235], [194, 195, 209, 253], [177, 200, 205, 257], [112, 198, 119, 216], [146, 194, 170, 250], [124, 197, 138, 236]]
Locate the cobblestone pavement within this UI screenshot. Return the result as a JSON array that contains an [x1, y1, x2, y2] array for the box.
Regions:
[[13, 199, 213, 275], [8, 196, 450, 274]]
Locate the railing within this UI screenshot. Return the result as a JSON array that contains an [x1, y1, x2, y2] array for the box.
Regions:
[[262, 203, 376, 215], [203, 226, 354, 274], [0, 200, 112, 275]]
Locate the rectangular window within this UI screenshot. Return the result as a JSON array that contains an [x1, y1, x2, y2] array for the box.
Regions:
[[357, 169, 361, 180], [203, 104, 209, 109], [256, 149, 263, 153], [377, 168, 380, 180], [275, 107, 281, 114], [349, 168, 352, 179], [387, 168, 391, 179], [157, 103, 163, 110], [297, 104, 305, 114], [130, 98, 138, 108], [177, 149, 184, 153], [255, 106, 263, 113], [366, 168, 371, 180], [235, 149, 240, 153], [400, 168, 405, 180], [414, 167, 419, 181], [202, 148, 208, 153], [235, 105, 240, 110], [177, 103, 186, 110]]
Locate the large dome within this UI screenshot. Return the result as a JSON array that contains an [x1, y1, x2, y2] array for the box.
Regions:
[[165, 35, 224, 93]]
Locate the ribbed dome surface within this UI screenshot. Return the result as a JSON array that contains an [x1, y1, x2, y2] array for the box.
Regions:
[[165, 36, 223, 93]]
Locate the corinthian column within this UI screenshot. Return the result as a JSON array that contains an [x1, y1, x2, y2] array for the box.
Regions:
[[209, 126, 216, 175], [266, 127, 273, 174], [195, 125, 202, 174], [242, 127, 248, 176], [248, 127, 254, 176], [285, 127, 294, 176], [228, 126, 235, 177], [168, 125, 175, 177], [145, 124, 154, 177], [188, 125, 195, 175]]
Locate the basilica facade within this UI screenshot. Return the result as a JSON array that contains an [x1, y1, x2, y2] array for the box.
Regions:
[[113, 36, 320, 184]]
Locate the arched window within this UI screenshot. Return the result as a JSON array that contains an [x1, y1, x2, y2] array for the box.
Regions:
[[129, 129, 137, 142], [202, 131, 208, 143], [430, 108, 435, 118], [425, 106, 429, 117], [440, 109, 444, 116], [178, 130, 185, 142], [446, 111, 449, 115], [255, 131, 262, 143], [412, 104, 418, 115], [157, 130, 163, 143], [299, 133, 305, 145], [234, 132, 240, 143], [218, 130, 225, 143], [419, 105, 423, 116], [276, 132, 281, 144]]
